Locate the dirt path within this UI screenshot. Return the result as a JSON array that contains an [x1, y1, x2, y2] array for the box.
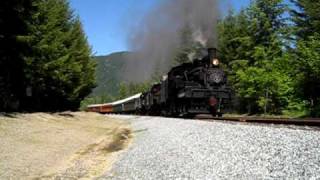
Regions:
[[0, 112, 131, 179]]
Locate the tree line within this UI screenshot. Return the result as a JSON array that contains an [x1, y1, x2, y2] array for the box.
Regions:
[[217, 0, 320, 116], [0, 0, 95, 112]]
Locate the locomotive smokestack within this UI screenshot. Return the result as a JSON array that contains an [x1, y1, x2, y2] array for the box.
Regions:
[[208, 48, 217, 59], [207, 48, 217, 66]]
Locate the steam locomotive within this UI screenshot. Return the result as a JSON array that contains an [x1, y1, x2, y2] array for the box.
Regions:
[[87, 48, 232, 117]]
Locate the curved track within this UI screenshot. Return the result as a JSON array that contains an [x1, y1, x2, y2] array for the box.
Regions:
[[195, 115, 320, 127]]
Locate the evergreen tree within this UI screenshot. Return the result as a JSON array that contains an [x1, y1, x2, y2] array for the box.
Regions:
[[218, 0, 287, 66], [218, 9, 253, 65], [0, 0, 95, 111], [218, 0, 291, 114], [24, 0, 95, 111], [292, 34, 320, 116], [291, 0, 320, 40], [291, 0, 320, 116], [0, 0, 34, 111], [248, 0, 287, 46]]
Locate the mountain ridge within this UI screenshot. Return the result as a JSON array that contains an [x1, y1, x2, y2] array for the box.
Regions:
[[91, 51, 132, 97]]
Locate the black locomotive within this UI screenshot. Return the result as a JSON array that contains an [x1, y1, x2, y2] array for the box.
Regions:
[[88, 48, 232, 117], [140, 48, 231, 117]]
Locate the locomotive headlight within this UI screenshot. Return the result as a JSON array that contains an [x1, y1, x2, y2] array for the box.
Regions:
[[212, 59, 220, 66]]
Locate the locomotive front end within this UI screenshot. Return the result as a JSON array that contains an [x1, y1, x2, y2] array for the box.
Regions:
[[174, 48, 232, 116]]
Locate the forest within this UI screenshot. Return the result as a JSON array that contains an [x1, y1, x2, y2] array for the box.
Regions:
[[1, 0, 319, 117], [217, 0, 320, 116], [0, 0, 95, 111]]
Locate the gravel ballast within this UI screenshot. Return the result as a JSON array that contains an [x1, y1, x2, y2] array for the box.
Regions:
[[100, 115, 320, 179]]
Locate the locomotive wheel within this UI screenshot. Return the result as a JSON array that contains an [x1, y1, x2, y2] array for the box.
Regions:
[[210, 107, 218, 117], [168, 103, 179, 117], [160, 104, 174, 117]]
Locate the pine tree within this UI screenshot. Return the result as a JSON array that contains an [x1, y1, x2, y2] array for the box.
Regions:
[[24, 0, 96, 111], [290, 0, 320, 116], [0, 0, 96, 112], [0, 0, 34, 111], [218, 9, 253, 65], [60, 17, 96, 109], [292, 34, 320, 116], [218, 0, 287, 66], [218, 0, 291, 114], [0, 0, 96, 111], [249, 0, 287, 44], [291, 0, 320, 40]]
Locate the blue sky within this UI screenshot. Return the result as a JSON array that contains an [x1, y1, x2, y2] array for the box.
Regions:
[[69, 0, 251, 55]]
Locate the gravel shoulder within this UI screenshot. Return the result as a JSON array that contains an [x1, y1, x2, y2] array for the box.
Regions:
[[102, 115, 320, 179], [0, 112, 131, 179]]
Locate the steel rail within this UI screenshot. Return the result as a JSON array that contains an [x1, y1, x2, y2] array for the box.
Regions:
[[195, 115, 320, 126]]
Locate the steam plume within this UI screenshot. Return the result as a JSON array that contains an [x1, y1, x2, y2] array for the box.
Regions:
[[124, 0, 220, 82]]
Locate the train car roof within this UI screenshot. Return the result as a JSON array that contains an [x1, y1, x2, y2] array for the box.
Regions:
[[111, 93, 142, 106], [88, 93, 142, 107], [87, 104, 103, 108], [87, 103, 112, 108]]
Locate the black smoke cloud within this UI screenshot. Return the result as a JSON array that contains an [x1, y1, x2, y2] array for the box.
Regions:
[[123, 0, 220, 82]]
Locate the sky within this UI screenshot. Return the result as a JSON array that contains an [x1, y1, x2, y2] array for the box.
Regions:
[[69, 0, 251, 56]]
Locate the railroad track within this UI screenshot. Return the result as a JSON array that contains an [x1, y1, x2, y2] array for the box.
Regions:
[[195, 115, 320, 126]]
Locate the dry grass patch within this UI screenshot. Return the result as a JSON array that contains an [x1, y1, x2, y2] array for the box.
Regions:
[[104, 128, 132, 153], [0, 112, 131, 179]]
